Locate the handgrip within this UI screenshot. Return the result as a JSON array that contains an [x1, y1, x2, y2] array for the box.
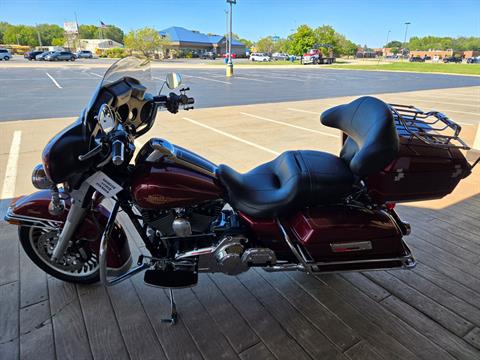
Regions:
[[112, 140, 125, 166]]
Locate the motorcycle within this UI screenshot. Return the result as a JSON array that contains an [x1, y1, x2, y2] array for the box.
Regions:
[[5, 57, 478, 324]]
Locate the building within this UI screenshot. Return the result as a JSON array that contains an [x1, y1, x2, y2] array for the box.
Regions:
[[77, 39, 124, 52], [409, 49, 460, 59], [159, 26, 246, 57]]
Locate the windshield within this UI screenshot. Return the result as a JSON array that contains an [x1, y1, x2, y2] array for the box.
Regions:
[[84, 56, 157, 124]]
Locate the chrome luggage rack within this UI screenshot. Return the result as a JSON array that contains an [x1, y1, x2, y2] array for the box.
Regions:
[[388, 103, 470, 150]]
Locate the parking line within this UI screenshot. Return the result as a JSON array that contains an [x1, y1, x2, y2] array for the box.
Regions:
[[234, 76, 272, 83], [182, 74, 231, 85], [0, 131, 22, 216], [287, 108, 321, 115], [89, 72, 103, 78], [183, 117, 279, 155], [390, 96, 479, 108], [46, 72, 62, 89], [240, 112, 339, 138]]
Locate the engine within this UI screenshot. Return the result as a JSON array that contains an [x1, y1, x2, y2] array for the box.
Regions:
[[141, 204, 277, 275]]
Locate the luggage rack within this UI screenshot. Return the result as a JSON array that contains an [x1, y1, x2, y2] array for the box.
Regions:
[[388, 103, 470, 150]]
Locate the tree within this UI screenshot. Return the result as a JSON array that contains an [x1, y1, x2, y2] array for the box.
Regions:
[[256, 36, 275, 53], [0, 22, 12, 44], [3, 25, 38, 46], [124, 27, 167, 58], [385, 40, 402, 48], [79, 24, 98, 39], [100, 25, 124, 44], [35, 24, 63, 46], [287, 25, 316, 55]]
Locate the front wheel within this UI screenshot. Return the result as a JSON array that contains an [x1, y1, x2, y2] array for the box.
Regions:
[[19, 226, 100, 284]]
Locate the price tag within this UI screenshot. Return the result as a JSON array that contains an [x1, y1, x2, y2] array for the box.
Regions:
[[86, 171, 122, 198]]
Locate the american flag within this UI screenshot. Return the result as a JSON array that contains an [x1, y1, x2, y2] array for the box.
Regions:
[[100, 21, 108, 28]]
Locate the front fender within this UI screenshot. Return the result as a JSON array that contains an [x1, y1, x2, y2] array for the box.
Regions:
[[5, 190, 131, 273]]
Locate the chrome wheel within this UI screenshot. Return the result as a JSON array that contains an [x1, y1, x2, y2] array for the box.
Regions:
[[28, 227, 99, 278]]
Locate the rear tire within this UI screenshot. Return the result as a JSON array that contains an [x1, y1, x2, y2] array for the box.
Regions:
[[4, 56, 10, 61], [18, 226, 99, 284]]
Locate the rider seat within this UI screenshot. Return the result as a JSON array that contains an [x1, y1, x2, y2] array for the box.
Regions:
[[217, 96, 399, 218]]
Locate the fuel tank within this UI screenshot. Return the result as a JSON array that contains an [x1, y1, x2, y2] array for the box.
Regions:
[[132, 163, 224, 209]]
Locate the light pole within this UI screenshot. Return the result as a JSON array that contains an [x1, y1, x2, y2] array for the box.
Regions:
[[403, 22, 411, 60], [16, 34, 20, 45], [226, 0, 236, 77]]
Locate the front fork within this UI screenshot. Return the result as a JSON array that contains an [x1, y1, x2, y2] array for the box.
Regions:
[[51, 182, 91, 262]]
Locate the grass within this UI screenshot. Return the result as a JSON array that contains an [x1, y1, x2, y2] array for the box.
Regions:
[[328, 62, 480, 76]]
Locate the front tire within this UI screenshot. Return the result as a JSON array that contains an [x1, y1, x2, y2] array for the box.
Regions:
[[19, 226, 99, 284]]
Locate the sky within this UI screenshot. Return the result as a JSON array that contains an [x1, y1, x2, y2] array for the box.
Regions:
[[0, 0, 479, 47]]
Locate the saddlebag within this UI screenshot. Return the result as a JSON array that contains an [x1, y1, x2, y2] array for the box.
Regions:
[[366, 104, 473, 203], [286, 206, 415, 272]]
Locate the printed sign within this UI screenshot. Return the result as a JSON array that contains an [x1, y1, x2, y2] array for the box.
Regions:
[[63, 22, 78, 34], [86, 171, 122, 198]]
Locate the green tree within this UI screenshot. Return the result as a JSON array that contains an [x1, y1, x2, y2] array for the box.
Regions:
[[256, 36, 275, 53], [79, 24, 98, 39], [3, 25, 38, 46], [385, 40, 402, 48], [36, 24, 64, 46], [100, 25, 124, 44], [0, 22, 12, 44], [287, 25, 316, 56], [124, 27, 167, 58]]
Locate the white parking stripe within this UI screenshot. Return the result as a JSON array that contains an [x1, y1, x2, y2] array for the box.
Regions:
[[389, 96, 479, 108], [182, 74, 231, 85], [45, 72, 62, 88], [287, 108, 321, 115], [183, 117, 279, 155], [234, 76, 272, 83], [89, 72, 103, 78], [0, 131, 22, 216], [240, 112, 339, 138]]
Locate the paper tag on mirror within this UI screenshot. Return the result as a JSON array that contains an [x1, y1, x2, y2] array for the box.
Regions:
[[86, 171, 122, 198]]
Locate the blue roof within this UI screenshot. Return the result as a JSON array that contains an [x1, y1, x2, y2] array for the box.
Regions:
[[159, 26, 244, 46]]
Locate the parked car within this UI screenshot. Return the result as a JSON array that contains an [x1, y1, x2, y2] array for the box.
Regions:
[[467, 57, 480, 64], [443, 56, 462, 63], [24, 50, 44, 60], [423, 55, 432, 61], [250, 53, 271, 62], [409, 56, 425, 62], [271, 52, 289, 61], [222, 53, 237, 59], [0, 48, 11, 61], [76, 50, 93, 59], [45, 51, 76, 61], [200, 51, 216, 60], [36, 51, 55, 61]]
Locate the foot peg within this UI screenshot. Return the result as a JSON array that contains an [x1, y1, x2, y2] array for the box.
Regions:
[[143, 268, 198, 288]]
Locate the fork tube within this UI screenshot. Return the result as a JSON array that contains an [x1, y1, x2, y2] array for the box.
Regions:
[[99, 201, 120, 286]]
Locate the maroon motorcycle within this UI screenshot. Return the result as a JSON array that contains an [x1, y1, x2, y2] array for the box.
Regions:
[[5, 57, 478, 323]]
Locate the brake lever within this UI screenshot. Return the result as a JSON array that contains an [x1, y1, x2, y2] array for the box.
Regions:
[[78, 143, 103, 162]]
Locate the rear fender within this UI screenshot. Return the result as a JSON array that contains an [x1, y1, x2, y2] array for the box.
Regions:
[[4, 190, 131, 274]]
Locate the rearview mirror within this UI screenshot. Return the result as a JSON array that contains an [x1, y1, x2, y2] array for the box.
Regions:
[[165, 73, 182, 89], [97, 104, 116, 133]]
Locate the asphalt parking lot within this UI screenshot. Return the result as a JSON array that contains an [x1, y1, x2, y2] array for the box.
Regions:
[[0, 60, 479, 122]]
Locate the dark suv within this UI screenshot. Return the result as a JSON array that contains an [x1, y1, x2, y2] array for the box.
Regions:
[[24, 50, 44, 60], [409, 56, 425, 62], [443, 56, 462, 63]]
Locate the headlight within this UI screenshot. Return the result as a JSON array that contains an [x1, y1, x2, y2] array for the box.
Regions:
[[32, 164, 53, 189]]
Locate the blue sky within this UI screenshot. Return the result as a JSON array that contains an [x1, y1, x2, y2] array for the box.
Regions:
[[0, 0, 478, 47]]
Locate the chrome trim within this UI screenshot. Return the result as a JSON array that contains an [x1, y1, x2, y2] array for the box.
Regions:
[[150, 138, 218, 178], [330, 241, 373, 253], [4, 208, 63, 230], [276, 219, 308, 271], [31, 164, 53, 190], [106, 254, 133, 277]]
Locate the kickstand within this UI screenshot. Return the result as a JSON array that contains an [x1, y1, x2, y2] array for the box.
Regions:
[[161, 288, 178, 325]]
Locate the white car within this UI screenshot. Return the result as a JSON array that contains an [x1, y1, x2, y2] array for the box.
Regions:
[[0, 49, 11, 61], [250, 53, 271, 62]]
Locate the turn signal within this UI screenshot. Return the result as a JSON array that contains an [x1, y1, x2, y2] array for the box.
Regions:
[[31, 164, 53, 189]]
